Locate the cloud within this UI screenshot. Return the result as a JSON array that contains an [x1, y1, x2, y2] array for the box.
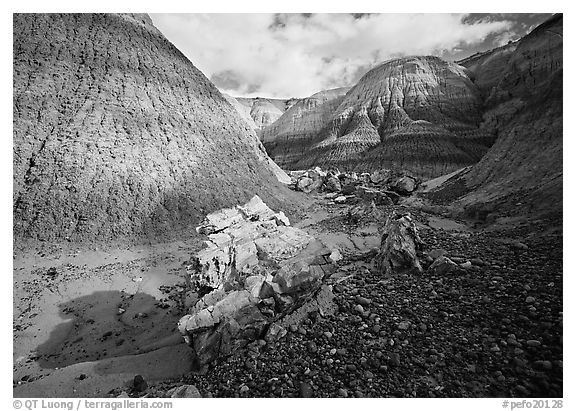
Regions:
[[151, 13, 514, 98], [494, 31, 520, 47]]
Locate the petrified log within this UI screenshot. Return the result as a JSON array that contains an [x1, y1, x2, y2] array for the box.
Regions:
[[179, 195, 340, 366], [376, 212, 424, 275]]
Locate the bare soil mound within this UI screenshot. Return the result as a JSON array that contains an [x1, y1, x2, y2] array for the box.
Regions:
[[13, 13, 301, 244]]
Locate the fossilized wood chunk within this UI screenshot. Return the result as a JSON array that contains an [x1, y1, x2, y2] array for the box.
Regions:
[[429, 256, 459, 275], [179, 196, 340, 366], [190, 195, 310, 289], [178, 289, 268, 365], [376, 212, 423, 275], [389, 176, 418, 196]]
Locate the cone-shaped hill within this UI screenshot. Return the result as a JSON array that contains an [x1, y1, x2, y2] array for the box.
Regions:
[[13, 13, 298, 243]]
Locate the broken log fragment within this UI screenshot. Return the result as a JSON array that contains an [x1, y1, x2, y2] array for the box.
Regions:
[[375, 211, 424, 276], [178, 195, 340, 366]]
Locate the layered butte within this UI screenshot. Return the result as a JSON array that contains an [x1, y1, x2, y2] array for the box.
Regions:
[[264, 57, 493, 178], [13, 13, 296, 243]]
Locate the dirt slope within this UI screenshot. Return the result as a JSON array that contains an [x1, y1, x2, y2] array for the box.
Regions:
[[427, 14, 563, 220], [13, 13, 300, 244]]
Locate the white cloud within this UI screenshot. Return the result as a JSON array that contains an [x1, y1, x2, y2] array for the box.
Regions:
[[150, 13, 512, 98], [494, 31, 519, 46]]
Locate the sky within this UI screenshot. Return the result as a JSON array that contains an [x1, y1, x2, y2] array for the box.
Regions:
[[153, 14, 550, 99]]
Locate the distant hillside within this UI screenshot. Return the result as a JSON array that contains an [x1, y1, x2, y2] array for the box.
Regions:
[[261, 87, 350, 168], [222, 95, 297, 136], [264, 57, 493, 178]]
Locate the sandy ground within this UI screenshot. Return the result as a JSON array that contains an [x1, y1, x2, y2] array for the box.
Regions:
[[13, 237, 204, 397]]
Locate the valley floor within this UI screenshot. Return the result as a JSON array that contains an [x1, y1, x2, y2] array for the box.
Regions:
[[13, 193, 563, 398]]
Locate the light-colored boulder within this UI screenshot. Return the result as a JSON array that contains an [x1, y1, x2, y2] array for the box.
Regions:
[[429, 256, 459, 275], [265, 323, 288, 342], [390, 176, 417, 195], [370, 169, 391, 184], [166, 385, 202, 398]]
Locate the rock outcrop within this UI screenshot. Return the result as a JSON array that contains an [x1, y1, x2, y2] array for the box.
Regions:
[[427, 14, 563, 220], [262, 88, 350, 167], [13, 13, 296, 243], [264, 58, 493, 177], [178, 196, 339, 366]]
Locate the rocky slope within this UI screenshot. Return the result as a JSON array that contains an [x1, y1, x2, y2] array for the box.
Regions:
[[223, 95, 296, 136], [13, 13, 300, 244], [265, 57, 493, 177], [426, 14, 563, 220], [262, 88, 350, 168]]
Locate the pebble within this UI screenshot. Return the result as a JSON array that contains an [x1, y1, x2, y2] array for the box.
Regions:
[[354, 304, 364, 314], [364, 371, 374, 379], [515, 385, 530, 396], [355, 296, 372, 306], [299, 382, 313, 398], [526, 296, 536, 304], [239, 385, 249, 394], [329, 348, 337, 355], [429, 249, 447, 259], [306, 341, 318, 353], [390, 353, 401, 367], [133, 375, 148, 392], [338, 388, 348, 397], [324, 331, 333, 339], [460, 261, 472, 269], [397, 321, 410, 330], [526, 340, 542, 347], [513, 242, 529, 250], [534, 360, 553, 370]]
